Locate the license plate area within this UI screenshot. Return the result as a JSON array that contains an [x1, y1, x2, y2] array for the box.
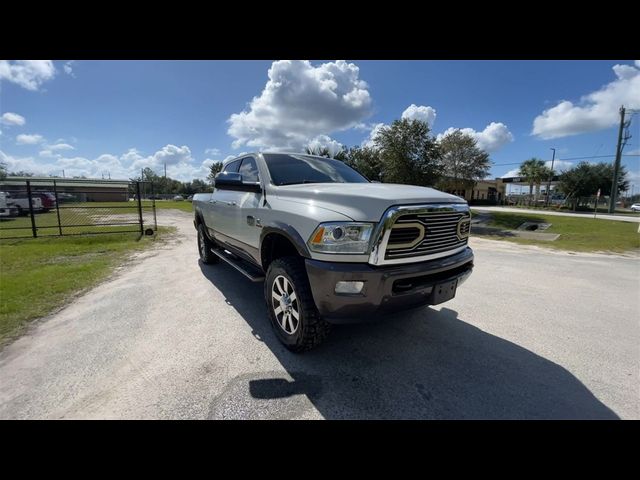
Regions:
[[430, 279, 458, 305]]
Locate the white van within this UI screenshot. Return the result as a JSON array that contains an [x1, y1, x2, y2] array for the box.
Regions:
[[0, 192, 19, 217]]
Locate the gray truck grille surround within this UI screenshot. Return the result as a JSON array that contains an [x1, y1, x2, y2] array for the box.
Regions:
[[368, 203, 471, 266], [386, 211, 470, 259]]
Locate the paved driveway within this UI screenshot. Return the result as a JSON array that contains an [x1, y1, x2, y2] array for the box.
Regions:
[[1, 210, 638, 419]]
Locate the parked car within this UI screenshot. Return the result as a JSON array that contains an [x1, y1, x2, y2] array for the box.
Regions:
[[173, 195, 184, 201], [631, 203, 640, 212], [0, 192, 43, 215], [0, 192, 19, 217], [193, 152, 473, 352], [30, 192, 57, 212]]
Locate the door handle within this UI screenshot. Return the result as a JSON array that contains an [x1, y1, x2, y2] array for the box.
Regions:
[[226, 201, 237, 206], [209, 199, 217, 204]]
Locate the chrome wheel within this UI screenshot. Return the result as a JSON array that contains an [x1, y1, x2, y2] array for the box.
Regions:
[[271, 275, 299, 335]]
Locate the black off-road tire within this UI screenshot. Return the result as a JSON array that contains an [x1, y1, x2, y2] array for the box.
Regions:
[[265, 256, 331, 352], [197, 223, 219, 264]]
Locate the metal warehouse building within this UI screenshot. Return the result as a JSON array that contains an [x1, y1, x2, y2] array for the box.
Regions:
[[0, 177, 130, 202]]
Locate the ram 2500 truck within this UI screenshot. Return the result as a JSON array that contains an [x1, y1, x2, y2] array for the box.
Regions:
[[193, 152, 473, 352]]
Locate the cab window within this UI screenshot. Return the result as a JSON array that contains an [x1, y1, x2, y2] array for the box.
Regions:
[[223, 160, 241, 173], [238, 157, 260, 183]]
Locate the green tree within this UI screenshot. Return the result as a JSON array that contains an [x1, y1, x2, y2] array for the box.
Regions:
[[373, 118, 441, 186], [558, 162, 629, 210], [437, 130, 491, 196], [207, 162, 223, 184], [518, 158, 554, 204], [341, 145, 384, 181], [0, 162, 7, 180]]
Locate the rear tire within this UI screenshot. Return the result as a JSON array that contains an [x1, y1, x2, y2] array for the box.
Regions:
[[197, 223, 219, 264], [265, 256, 331, 352]]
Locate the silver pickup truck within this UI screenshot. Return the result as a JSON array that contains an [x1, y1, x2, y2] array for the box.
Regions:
[[193, 152, 473, 352]]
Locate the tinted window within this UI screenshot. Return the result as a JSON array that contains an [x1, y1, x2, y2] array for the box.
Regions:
[[263, 154, 369, 186], [238, 157, 260, 183], [223, 159, 241, 173]]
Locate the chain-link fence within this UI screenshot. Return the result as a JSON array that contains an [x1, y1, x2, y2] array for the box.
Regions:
[[0, 178, 157, 239]]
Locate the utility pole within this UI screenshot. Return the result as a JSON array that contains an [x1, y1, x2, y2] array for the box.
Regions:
[[609, 106, 626, 213], [545, 147, 556, 207]]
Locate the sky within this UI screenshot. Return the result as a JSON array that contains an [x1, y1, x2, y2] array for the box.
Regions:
[[1, 59, 639, 193]]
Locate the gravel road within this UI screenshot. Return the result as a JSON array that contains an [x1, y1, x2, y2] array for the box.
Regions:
[[1, 209, 638, 419]]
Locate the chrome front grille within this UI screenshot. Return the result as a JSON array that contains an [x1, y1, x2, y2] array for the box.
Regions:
[[384, 211, 471, 260]]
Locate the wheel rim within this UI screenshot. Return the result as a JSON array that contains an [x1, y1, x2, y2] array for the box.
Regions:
[[271, 275, 300, 335], [198, 228, 206, 258]]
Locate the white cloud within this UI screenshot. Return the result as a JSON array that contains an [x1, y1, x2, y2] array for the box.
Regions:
[[438, 122, 514, 153], [361, 122, 386, 148], [1, 112, 26, 126], [401, 104, 437, 127], [205, 147, 221, 156], [546, 159, 574, 172], [48, 143, 75, 151], [63, 61, 75, 77], [307, 135, 343, 156], [532, 61, 640, 139], [0, 60, 56, 91], [16, 133, 45, 145], [39, 149, 59, 158], [0, 150, 57, 176], [3, 144, 232, 182], [501, 169, 520, 178], [227, 60, 372, 150]]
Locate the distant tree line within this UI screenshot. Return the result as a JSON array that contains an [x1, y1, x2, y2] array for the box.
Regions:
[[512, 157, 629, 208], [130, 167, 213, 196], [307, 118, 492, 195]]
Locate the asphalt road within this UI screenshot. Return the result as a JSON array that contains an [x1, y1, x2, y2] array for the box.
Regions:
[[474, 206, 640, 223], [1, 210, 638, 419]]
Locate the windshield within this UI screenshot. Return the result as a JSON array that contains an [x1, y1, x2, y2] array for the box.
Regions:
[[263, 153, 369, 186]]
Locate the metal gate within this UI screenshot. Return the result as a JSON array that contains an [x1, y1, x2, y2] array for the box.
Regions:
[[0, 178, 157, 239]]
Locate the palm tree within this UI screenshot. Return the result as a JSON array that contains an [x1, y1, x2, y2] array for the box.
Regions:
[[518, 158, 554, 205]]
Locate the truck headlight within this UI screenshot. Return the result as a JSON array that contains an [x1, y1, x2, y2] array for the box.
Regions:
[[308, 222, 374, 254]]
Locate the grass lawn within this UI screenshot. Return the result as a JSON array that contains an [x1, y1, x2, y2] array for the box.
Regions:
[[0, 200, 192, 239], [0, 227, 175, 344], [471, 210, 640, 253]]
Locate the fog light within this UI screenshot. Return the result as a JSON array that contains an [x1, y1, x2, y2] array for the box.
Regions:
[[335, 281, 365, 294]]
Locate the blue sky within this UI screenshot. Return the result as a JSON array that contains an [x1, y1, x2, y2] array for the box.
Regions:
[[1, 60, 639, 191]]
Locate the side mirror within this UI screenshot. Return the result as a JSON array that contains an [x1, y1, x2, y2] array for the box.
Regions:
[[214, 172, 262, 193]]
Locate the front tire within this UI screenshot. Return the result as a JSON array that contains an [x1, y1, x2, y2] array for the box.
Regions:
[[265, 256, 331, 352], [197, 223, 219, 264]]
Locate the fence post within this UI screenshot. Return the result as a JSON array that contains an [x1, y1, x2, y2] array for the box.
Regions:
[[26, 180, 37, 238], [151, 182, 157, 232], [136, 181, 144, 236], [52, 179, 63, 236]]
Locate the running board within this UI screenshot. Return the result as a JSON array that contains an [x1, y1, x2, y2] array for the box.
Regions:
[[210, 248, 265, 282]]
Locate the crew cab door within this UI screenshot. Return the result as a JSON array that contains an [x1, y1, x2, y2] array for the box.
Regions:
[[232, 156, 263, 251], [206, 158, 242, 238], [209, 156, 264, 259]]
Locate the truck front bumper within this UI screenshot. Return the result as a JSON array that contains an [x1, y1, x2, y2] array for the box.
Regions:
[[305, 247, 473, 323]]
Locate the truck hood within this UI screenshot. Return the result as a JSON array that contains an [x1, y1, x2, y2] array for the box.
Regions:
[[274, 183, 465, 222]]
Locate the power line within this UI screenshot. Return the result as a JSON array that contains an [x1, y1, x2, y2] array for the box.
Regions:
[[492, 154, 639, 167]]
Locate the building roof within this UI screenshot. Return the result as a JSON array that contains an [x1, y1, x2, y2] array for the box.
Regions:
[[1, 176, 130, 189]]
